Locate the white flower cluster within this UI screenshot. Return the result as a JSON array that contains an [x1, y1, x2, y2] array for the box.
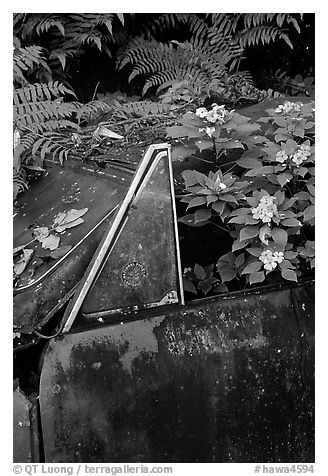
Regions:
[[292, 143, 311, 167], [214, 175, 227, 191], [275, 143, 311, 167], [196, 103, 228, 124], [252, 195, 279, 223], [259, 250, 284, 271], [199, 126, 215, 138], [275, 150, 289, 163], [274, 101, 303, 114]]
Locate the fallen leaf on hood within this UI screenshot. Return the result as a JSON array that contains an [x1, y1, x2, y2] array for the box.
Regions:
[[55, 217, 84, 233], [40, 234, 60, 250], [33, 226, 50, 240], [14, 248, 34, 276], [53, 208, 88, 232], [94, 125, 124, 140], [13, 245, 25, 256]]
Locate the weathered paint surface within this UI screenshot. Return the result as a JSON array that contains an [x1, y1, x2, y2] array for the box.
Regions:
[[39, 280, 314, 463], [13, 386, 32, 463], [13, 162, 132, 335]]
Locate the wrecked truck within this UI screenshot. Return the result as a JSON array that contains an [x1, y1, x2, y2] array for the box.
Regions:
[[13, 142, 314, 463]]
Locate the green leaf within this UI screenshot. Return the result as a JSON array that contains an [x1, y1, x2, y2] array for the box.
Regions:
[[213, 283, 228, 293], [171, 146, 195, 161], [233, 123, 261, 133], [194, 171, 207, 187], [195, 138, 214, 151], [232, 238, 249, 251], [273, 116, 287, 127], [240, 225, 259, 241], [279, 259, 295, 269], [277, 172, 293, 187], [198, 280, 213, 295], [229, 207, 250, 216], [235, 253, 245, 269], [187, 196, 207, 209], [207, 195, 218, 205], [183, 277, 197, 294], [303, 205, 315, 222], [237, 157, 263, 169], [220, 194, 238, 204], [281, 268, 298, 282], [241, 261, 263, 274], [247, 247, 263, 257], [296, 166, 308, 177], [245, 166, 275, 177], [284, 251, 298, 260], [271, 228, 288, 247], [166, 125, 191, 138], [182, 170, 198, 187], [229, 215, 248, 224], [179, 113, 205, 128], [179, 214, 196, 225], [307, 184, 315, 196], [211, 201, 225, 215], [218, 140, 244, 149], [249, 271, 265, 284], [280, 218, 301, 227], [194, 263, 206, 280], [217, 264, 236, 283], [194, 208, 211, 223]]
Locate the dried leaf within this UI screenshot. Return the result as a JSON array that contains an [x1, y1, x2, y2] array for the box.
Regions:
[[40, 234, 60, 250], [33, 227, 49, 240], [14, 249, 34, 276], [94, 125, 124, 140], [55, 217, 84, 233], [13, 245, 25, 256], [54, 208, 88, 229]]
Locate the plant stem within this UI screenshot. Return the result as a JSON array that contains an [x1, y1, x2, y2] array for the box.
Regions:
[[210, 221, 230, 233]]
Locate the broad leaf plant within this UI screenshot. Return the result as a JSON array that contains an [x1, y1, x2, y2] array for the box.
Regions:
[[167, 100, 315, 293]]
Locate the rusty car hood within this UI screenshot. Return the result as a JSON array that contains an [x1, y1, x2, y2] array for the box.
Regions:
[[13, 160, 135, 335]]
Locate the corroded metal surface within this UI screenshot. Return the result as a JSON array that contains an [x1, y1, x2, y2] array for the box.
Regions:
[[13, 385, 32, 463], [39, 280, 314, 463], [13, 162, 133, 335]]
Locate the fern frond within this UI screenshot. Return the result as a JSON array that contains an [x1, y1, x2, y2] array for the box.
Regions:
[[237, 26, 281, 48], [13, 81, 76, 106], [18, 13, 125, 69], [13, 45, 51, 85], [210, 13, 299, 50], [117, 37, 232, 96], [34, 15, 65, 36], [76, 100, 114, 124], [13, 168, 28, 199]]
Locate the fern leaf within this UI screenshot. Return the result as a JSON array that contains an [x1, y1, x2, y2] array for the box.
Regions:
[[76, 100, 113, 124]]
